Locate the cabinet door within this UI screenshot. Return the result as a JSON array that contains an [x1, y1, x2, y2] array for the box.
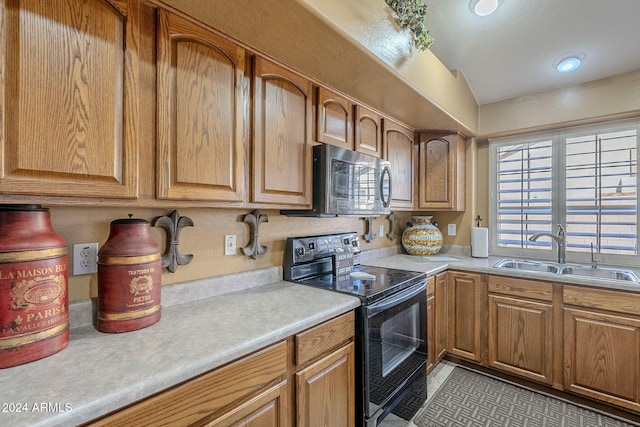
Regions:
[[315, 87, 353, 149], [205, 381, 288, 427], [416, 132, 465, 211], [564, 308, 640, 412], [0, 0, 140, 198], [252, 57, 312, 207], [354, 105, 382, 158], [489, 295, 553, 384], [157, 10, 245, 203], [296, 343, 355, 427], [383, 118, 414, 210], [434, 271, 448, 362], [447, 271, 485, 362]]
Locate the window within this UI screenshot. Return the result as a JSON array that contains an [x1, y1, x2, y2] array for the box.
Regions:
[[490, 120, 639, 266]]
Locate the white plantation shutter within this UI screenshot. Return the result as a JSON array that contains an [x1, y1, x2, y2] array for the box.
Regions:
[[495, 140, 553, 249], [565, 128, 637, 255], [490, 120, 639, 265]]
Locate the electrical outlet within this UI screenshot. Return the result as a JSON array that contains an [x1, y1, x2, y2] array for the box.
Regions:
[[379, 225, 385, 238], [225, 235, 236, 256], [73, 242, 98, 275], [448, 224, 457, 236]]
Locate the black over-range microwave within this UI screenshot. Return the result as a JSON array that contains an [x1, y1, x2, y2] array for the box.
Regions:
[[281, 144, 392, 217]]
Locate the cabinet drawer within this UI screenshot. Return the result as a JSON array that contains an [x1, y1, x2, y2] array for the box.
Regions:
[[564, 285, 640, 316], [488, 275, 553, 302], [296, 312, 354, 366], [87, 341, 287, 426]]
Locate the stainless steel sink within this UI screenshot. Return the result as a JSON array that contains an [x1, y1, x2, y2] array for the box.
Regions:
[[559, 265, 640, 283], [493, 258, 640, 284], [492, 259, 560, 273]]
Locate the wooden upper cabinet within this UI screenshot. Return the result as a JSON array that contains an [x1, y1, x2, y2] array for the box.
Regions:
[[416, 132, 466, 211], [382, 118, 414, 210], [354, 105, 382, 158], [0, 0, 140, 198], [315, 87, 353, 150], [156, 10, 245, 203], [252, 56, 312, 207]]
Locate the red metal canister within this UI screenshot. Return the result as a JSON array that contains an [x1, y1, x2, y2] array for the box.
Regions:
[[0, 204, 68, 368], [97, 216, 161, 333]]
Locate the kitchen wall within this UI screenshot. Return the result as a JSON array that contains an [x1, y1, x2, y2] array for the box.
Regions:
[[54, 206, 411, 301]]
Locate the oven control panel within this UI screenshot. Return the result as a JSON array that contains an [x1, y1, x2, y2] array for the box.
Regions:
[[283, 232, 360, 279]]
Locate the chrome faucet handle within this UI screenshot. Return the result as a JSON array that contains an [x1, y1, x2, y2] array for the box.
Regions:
[[556, 224, 565, 238]]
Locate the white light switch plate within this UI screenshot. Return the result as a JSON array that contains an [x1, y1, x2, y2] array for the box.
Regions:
[[448, 224, 457, 236]]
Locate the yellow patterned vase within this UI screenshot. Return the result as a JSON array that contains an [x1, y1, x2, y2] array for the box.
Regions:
[[402, 216, 443, 255]]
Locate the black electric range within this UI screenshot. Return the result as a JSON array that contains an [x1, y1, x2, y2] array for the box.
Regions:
[[283, 231, 428, 427]]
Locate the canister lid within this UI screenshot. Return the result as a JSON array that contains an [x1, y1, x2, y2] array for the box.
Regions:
[[111, 214, 149, 225], [0, 204, 48, 212]]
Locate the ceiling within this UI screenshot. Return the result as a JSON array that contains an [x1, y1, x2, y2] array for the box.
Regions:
[[424, 0, 640, 105]]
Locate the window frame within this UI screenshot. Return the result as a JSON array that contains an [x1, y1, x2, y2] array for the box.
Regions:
[[489, 119, 640, 267]]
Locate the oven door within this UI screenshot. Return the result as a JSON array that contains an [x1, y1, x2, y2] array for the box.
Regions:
[[363, 280, 427, 424]]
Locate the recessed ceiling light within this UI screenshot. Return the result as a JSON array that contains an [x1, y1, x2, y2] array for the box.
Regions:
[[553, 53, 586, 73], [470, 0, 501, 16]]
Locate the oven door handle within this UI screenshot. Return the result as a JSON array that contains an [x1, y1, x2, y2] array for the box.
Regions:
[[366, 281, 426, 317]]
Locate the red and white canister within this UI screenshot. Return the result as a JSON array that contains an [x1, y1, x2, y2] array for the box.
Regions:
[[0, 204, 68, 368], [97, 216, 161, 333]]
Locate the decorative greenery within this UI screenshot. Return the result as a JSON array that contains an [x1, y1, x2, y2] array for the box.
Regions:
[[385, 0, 434, 52]]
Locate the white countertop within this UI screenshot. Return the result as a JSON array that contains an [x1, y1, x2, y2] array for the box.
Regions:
[[364, 253, 640, 293], [1, 279, 360, 427]]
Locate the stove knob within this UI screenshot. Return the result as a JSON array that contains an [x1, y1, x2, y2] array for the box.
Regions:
[[295, 247, 305, 258], [308, 241, 316, 250]]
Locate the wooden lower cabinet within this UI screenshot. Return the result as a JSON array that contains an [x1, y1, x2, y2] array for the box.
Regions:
[[296, 343, 355, 427], [564, 286, 640, 412], [86, 312, 355, 427], [487, 275, 555, 385], [447, 271, 485, 363], [294, 311, 355, 427], [86, 341, 289, 426]]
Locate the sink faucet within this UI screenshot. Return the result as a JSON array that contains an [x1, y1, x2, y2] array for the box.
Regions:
[[529, 224, 566, 264]]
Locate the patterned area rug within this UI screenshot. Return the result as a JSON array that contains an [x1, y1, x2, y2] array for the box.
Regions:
[[414, 367, 638, 427]]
